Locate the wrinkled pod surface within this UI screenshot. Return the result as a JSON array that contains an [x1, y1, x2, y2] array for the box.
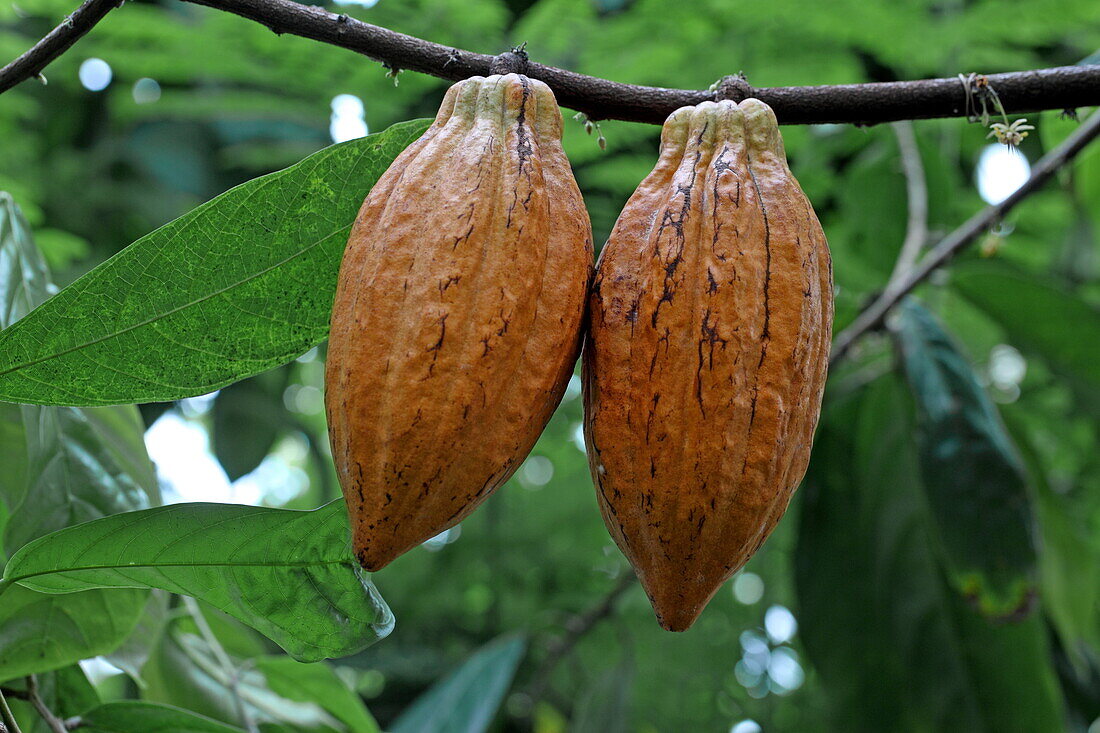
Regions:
[[583, 99, 833, 631], [326, 74, 593, 571]]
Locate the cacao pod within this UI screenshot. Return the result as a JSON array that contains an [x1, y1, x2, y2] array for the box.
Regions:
[[583, 99, 833, 631], [326, 74, 593, 571]]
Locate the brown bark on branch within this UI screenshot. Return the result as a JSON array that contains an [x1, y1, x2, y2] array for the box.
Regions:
[[0, 0, 121, 94], [2, 0, 1099, 125]]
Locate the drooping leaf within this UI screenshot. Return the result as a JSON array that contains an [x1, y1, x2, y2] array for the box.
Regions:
[[4, 403, 159, 556], [254, 656, 381, 733], [79, 701, 246, 733], [0, 119, 430, 406], [1, 500, 392, 661], [105, 590, 172, 687], [389, 634, 527, 733], [0, 194, 153, 678], [0, 583, 146, 680], [951, 260, 1100, 388], [212, 368, 291, 481], [796, 374, 1063, 731], [143, 630, 344, 730], [893, 298, 1038, 618]]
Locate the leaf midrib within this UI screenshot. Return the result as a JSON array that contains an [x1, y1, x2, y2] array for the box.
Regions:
[[6, 556, 355, 586], [0, 225, 348, 381]]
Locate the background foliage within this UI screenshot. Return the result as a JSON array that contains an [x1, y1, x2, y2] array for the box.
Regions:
[[1, 0, 1099, 730]]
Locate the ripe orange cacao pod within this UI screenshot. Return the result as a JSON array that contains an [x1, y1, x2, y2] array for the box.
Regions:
[[326, 74, 593, 571], [583, 99, 833, 631]]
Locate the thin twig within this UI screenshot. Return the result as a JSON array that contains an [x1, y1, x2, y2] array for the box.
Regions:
[[886, 121, 929, 287], [830, 107, 1100, 364], [182, 597, 259, 733], [0, 0, 121, 94], [524, 572, 636, 706], [3, 0, 1099, 124], [0, 688, 23, 733], [24, 677, 65, 733]]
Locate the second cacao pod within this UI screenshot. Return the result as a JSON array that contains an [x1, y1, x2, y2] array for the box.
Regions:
[[584, 99, 833, 631], [326, 74, 593, 571]]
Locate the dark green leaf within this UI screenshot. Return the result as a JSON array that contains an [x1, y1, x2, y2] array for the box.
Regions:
[[951, 260, 1100, 387], [0, 120, 430, 406], [390, 634, 526, 733], [796, 374, 1063, 731], [894, 299, 1038, 618], [212, 368, 291, 481], [1, 500, 393, 661], [4, 403, 159, 556], [0, 584, 146, 680], [80, 701, 246, 733], [0, 192, 51, 328], [0, 193, 153, 678], [105, 590, 172, 686]]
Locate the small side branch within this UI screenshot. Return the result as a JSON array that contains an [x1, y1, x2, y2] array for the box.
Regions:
[[830, 107, 1100, 364], [0, 0, 121, 94], [524, 572, 636, 706], [886, 121, 929, 287], [24, 677, 65, 733]]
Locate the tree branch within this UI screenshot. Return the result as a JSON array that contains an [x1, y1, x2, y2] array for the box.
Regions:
[[830, 107, 1100, 364], [0, 688, 22, 733], [524, 572, 636, 708], [24, 678, 65, 733], [0, 0, 121, 94], [886, 121, 929, 287], [3, 0, 1100, 125]]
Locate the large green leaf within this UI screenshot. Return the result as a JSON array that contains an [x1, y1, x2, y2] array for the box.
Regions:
[[795, 375, 1063, 731], [1, 500, 393, 661], [951, 260, 1100, 388], [894, 299, 1038, 618], [0, 583, 145, 680], [389, 635, 527, 733], [0, 193, 153, 678], [0, 119, 429, 406], [212, 368, 291, 481], [79, 701, 246, 733], [4, 403, 159, 555]]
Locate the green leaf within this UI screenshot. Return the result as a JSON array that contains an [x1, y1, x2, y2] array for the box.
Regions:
[[893, 299, 1038, 618], [4, 403, 159, 556], [212, 368, 291, 481], [951, 259, 1100, 388], [0, 120, 430, 406], [1, 500, 393, 661], [0, 583, 146, 680], [79, 701, 246, 733], [143, 630, 344, 730], [105, 590, 172, 687], [795, 374, 1063, 731], [254, 656, 380, 733], [0, 192, 51, 328], [390, 634, 526, 733], [0, 193, 153, 678]]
